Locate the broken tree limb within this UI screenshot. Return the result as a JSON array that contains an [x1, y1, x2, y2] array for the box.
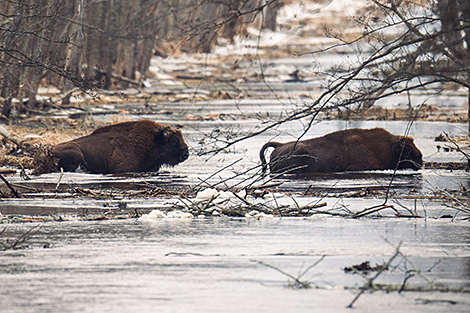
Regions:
[[0, 125, 21, 146], [0, 173, 20, 198], [352, 204, 397, 218]]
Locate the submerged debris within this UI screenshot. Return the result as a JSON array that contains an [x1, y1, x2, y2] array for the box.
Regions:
[[173, 187, 328, 218], [344, 261, 389, 273], [424, 162, 468, 170], [0, 225, 40, 250]]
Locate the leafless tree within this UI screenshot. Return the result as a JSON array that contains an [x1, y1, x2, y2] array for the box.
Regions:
[[206, 0, 470, 155], [303, 0, 470, 132], [0, 0, 279, 118], [340, 0, 470, 124]]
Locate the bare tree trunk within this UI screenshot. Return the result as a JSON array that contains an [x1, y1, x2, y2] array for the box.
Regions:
[[58, 0, 85, 100], [432, 0, 469, 132], [18, 0, 58, 110], [458, 0, 470, 134], [0, 0, 278, 116], [263, 0, 281, 31]]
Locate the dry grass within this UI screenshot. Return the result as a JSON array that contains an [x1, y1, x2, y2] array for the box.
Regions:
[[0, 117, 96, 171]]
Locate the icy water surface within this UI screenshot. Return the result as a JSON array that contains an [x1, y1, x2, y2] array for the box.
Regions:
[[2, 118, 470, 216], [2, 90, 470, 312], [1, 217, 469, 313], [3, 0, 470, 309]]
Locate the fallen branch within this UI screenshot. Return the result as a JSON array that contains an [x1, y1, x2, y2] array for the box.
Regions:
[[345, 284, 470, 293], [347, 242, 403, 308], [0, 173, 20, 198], [252, 255, 326, 289], [352, 204, 397, 218], [1, 225, 40, 250], [440, 189, 470, 215], [55, 168, 64, 190], [0, 125, 21, 146]]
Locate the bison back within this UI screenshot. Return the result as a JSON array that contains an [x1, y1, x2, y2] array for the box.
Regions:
[[51, 120, 189, 174], [266, 128, 421, 173]]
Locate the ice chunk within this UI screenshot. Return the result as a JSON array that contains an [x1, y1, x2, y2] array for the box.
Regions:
[[139, 209, 193, 221]]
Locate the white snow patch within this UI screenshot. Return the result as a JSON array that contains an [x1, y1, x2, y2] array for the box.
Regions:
[[139, 209, 194, 221]]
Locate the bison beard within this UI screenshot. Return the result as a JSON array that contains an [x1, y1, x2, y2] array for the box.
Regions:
[[260, 128, 423, 174], [46, 120, 189, 174]]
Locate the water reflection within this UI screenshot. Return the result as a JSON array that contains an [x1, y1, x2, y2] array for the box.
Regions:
[[1, 217, 469, 312]]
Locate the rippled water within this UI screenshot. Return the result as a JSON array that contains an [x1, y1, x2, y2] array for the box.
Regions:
[[1, 217, 469, 313], [2, 118, 470, 217], [2, 74, 470, 312]]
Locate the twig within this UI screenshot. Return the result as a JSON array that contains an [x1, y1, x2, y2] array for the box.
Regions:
[[392, 199, 422, 218], [191, 158, 243, 191], [398, 272, 415, 293], [347, 242, 403, 308], [0, 173, 20, 198], [55, 168, 64, 190], [252, 257, 326, 289], [440, 189, 470, 215], [1, 225, 41, 251], [352, 204, 397, 218], [297, 255, 326, 281], [443, 132, 470, 161]]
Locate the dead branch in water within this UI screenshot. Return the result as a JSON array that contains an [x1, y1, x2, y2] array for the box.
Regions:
[[347, 242, 403, 308], [352, 204, 397, 218], [442, 132, 470, 164], [351, 202, 423, 219], [173, 188, 330, 218], [252, 255, 326, 289], [0, 225, 40, 251], [346, 239, 470, 308], [0, 173, 20, 198]]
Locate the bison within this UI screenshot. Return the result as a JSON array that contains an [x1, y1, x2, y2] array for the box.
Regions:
[[260, 128, 423, 174], [48, 120, 189, 174]]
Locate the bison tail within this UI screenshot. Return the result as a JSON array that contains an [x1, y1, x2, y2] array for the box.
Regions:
[[259, 142, 281, 173]]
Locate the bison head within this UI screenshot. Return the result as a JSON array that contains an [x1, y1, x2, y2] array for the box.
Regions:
[[155, 125, 189, 167], [394, 137, 423, 170]]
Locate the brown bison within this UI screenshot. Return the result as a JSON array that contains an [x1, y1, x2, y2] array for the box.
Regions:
[[49, 120, 189, 174], [260, 128, 423, 174]]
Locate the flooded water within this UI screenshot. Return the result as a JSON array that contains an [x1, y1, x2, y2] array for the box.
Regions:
[[2, 117, 470, 216], [2, 27, 470, 312], [1, 109, 470, 312], [1, 217, 469, 313]]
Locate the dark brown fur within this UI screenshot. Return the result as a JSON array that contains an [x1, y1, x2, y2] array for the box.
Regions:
[[260, 128, 423, 174], [50, 120, 189, 174]]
